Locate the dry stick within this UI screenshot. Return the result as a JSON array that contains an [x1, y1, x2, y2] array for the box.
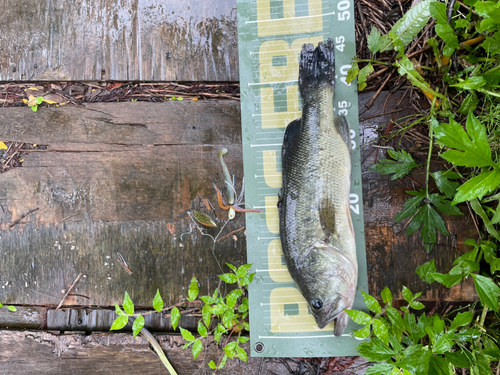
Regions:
[[9, 207, 39, 228], [367, 66, 390, 81], [217, 226, 245, 243], [365, 71, 393, 109], [356, 1, 369, 46], [405, 20, 436, 56], [56, 273, 84, 310], [406, 45, 433, 59], [359, 109, 403, 122]]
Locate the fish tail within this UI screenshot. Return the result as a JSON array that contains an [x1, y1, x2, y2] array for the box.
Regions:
[[299, 39, 335, 102]]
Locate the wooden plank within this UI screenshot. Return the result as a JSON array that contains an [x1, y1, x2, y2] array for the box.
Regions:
[[0, 0, 238, 82], [2, 330, 342, 374], [359, 90, 477, 301], [0, 94, 477, 312]]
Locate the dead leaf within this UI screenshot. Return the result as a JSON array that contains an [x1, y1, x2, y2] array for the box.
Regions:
[[0, 142, 7, 150]]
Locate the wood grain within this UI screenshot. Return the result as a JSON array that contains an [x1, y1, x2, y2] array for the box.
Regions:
[[0, 94, 478, 312], [0, 0, 239, 82], [1, 330, 330, 374]]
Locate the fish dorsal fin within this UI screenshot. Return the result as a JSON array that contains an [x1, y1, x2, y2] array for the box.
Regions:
[[334, 115, 351, 153], [319, 197, 338, 244], [282, 118, 301, 169]]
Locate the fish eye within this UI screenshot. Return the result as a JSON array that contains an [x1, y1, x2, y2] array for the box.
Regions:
[[311, 299, 323, 310]]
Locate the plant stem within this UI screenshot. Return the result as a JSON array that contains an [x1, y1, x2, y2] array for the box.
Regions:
[[476, 305, 489, 347], [140, 326, 179, 375], [425, 118, 435, 199], [355, 59, 390, 65]]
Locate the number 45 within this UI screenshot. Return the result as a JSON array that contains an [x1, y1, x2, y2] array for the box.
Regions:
[[336, 36, 345, 52]]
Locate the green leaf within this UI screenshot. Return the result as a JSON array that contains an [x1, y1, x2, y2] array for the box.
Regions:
[[367, 26, 382, 54], [381, 287, 393, 305], [449, 310, 474, 331], [219, 273, 239, 284], [399, 346, 432, 375], [373, 319, 389, 345], [208, 360, 217, 369], [236, 344, 248, 362], [386, 307, 405, 329], [445, 350, 470, 368], [192, 339, 203, 359], [224, 341, 238, 358], [110, 315, 129, 331], [410, 300, 425, 310], [416, 259, 437, 283], [365, 363, 395, 375], [429, 272, 463, 288], [239, 272, 255, 286], [458, 92, 480, 114], [180, 327, 195, 342], [236, 264, 252, 278], [226, 263, 238, 273], [472, 274, 500, 312], [369, 150, 420, 180], [435, 113, 491, 170], [132, 315, 145, 338], [153, 289, 163, 313], [430, 171, 461, 199], [451, 76, 487, 90], [430, 2, 459, 55], [381, 0, 433, 52], [197, 321, 208, 337], [115, 303, 126, 316], [188, 277, 199, 302], [36, 96, 43, 105], [346, 61, 359, 85], [31, 105, 38, 112], [357, 337, 397, 362], [395, 193, 425, 223], [239, 297, 249, 313], [218, 354, 228, 369], [428, 194, 462, 216], [6, 305, 17, 312], [226, 289, 243, 309], [396, 57, 444, 98], [409, 204, 449, 253], [454, 171, 500, 204], [361, 290, 382, 314], [354, 324, 372, 339], [202, 303, 212, 328], [123, 292, 134, 315], [171, 306, 181, 330], [238, 336, 250, 343], [358, 63, 374, 91], [402, 286, 414, 303], [470, 198, 500, 241], [428, 354, 451, 375], [433, 332, 454, 354], [345, 309, 373, 325]]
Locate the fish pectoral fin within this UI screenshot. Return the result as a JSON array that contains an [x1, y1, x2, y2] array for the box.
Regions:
[[319, 197, 338, 244], [334, 116, 351, 154]]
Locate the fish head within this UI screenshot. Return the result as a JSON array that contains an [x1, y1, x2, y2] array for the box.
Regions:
[[307, 287, 353, 332], [298, 245, 357, 335]]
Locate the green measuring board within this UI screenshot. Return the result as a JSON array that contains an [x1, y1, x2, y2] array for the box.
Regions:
[[237, 0, 368, 357]]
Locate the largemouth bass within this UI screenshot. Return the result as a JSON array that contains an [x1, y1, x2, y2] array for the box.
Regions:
[[278, 40, 358, 336]]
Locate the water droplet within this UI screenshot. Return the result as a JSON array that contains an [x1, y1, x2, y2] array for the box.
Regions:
[[353, 180, 360, 187], [246, 135, 253, 141]]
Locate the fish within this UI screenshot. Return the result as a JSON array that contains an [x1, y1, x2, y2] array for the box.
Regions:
[[278, 39, 358, 337]]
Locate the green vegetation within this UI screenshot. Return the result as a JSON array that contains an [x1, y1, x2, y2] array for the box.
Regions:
[[111, 263, 254, 373], [349, 0, 500, 373]]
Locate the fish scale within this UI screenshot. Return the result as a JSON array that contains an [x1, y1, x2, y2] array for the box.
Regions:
[[279, 40, 357, 336]]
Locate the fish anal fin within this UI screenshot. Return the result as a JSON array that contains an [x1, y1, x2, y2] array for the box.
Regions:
[[319, 197, 338, 243], [334, 116, 351, 153]]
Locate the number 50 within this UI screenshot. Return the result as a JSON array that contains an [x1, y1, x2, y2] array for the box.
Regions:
[[337, 0, 351, 21]]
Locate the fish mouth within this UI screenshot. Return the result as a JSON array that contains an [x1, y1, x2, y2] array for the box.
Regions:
[[315, 305, 344, 329]]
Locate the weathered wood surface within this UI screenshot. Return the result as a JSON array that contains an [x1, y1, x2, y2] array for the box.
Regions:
[[0, 0, 238, 82], [360, 91, 477, 301], [2, 330, 361, 374], [0, 93, 477, 314]]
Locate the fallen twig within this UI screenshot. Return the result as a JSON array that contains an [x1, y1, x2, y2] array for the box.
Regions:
[[56, 273, 84, 310]]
